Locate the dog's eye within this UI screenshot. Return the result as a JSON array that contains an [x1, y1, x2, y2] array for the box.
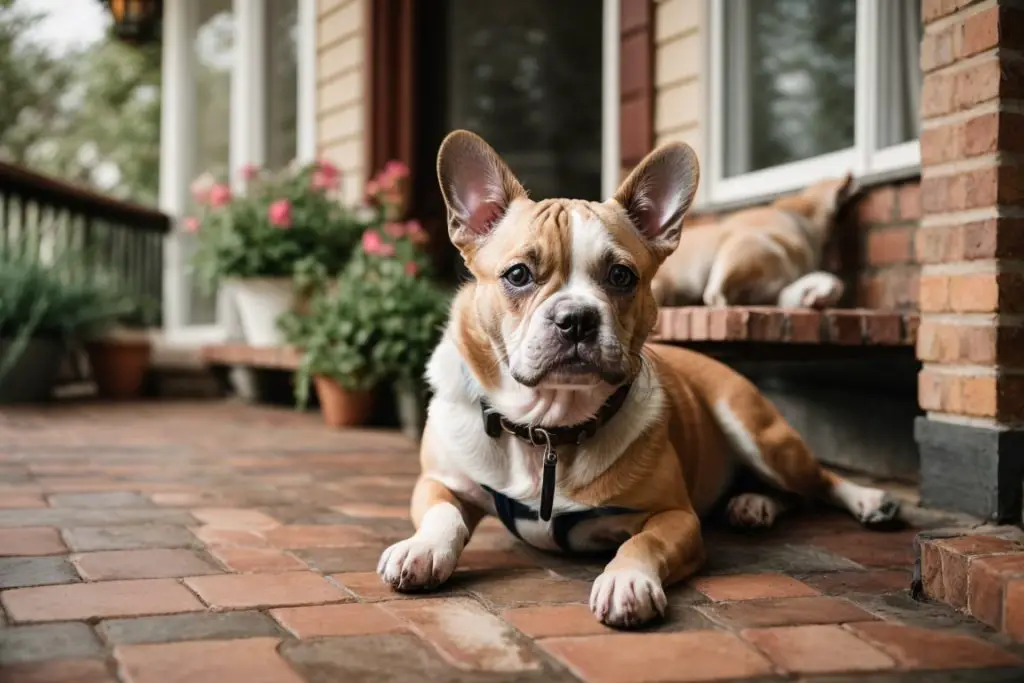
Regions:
[[606, 264, 637, 290], [502, 264, 534, 288]]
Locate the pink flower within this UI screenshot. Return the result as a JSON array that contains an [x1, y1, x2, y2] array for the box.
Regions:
[[384, 160, 409, 180], [405, 220, 428, 244], [362, 229, 384, 254], [183, 216, 200, 233], [317, 159, 340, 178], [311, 170, 340, 191], [268, 199, 292, 228], [240, 163, 260, 182], [377, 242, 395, 257], [365, 180, 380, 198], [383, 222, 406, 239], [208, 184, 232, 207], [404, 261, 419, 277], [190, 172, 216, 204]]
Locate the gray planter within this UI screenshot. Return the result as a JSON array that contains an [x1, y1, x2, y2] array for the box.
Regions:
[[0, 338, 63, 403], [394, 380, 427, 441]]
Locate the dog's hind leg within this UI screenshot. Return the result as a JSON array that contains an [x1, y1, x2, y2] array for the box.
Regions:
[[711, 392, 900, 528]]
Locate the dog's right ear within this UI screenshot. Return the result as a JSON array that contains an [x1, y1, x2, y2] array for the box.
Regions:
[[437, 130, 527, 251]]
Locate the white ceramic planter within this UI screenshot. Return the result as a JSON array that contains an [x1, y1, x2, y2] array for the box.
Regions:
[[227, 278, 296, 347]]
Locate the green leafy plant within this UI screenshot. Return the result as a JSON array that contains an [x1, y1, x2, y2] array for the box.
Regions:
[[188, 160, 371, 292], [0, 249, 135, 385]]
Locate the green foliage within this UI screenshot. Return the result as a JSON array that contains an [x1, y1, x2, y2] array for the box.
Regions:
[[0, 4, 161, 205], [190, 161, 370, 290], [0, 247, 136, 384]]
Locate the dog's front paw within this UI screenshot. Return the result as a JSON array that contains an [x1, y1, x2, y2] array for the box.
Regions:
[[590, 568, 667, 629], [377, 536, 459, 592]]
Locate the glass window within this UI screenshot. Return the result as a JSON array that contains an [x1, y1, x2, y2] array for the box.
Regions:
[[723, 0, 857, 178], [264, 0, 298, 170], [445, 1, 603, 200]]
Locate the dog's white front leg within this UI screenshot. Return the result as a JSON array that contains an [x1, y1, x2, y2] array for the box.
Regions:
[[378, 476, 482, 592]]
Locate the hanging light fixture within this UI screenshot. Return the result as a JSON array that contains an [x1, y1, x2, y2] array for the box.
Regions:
[[103, 0, 164, 45]]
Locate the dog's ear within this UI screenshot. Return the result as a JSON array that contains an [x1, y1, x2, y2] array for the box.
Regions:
[[437, 130, 527, 251], [613, 143, 700, 254]]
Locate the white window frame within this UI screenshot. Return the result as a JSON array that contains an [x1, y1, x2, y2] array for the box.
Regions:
[[706, 0, 920, 208], [160, 0, 316, 343]]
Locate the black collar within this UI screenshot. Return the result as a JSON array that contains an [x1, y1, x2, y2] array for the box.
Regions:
[[480, 382, 634, 447], [479, 383, 633, 523]]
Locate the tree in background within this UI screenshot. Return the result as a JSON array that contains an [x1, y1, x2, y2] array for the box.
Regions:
[[0, 0, 161, 206]]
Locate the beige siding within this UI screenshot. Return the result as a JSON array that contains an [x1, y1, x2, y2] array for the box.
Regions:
[[653, 0, 705, 165], [317, 0, 367, 205]]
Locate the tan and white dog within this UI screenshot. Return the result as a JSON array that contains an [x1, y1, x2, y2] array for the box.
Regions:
[[651, 175, 854, 309], [377, 131, 898, 628]]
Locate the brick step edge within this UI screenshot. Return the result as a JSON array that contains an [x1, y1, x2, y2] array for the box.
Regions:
[[654, 307, 919, 346], [200, 344, 302, 370], [916, 529, 1024, 642]]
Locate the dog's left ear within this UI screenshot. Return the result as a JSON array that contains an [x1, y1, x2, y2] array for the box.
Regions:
[[613, 143, 700, 253]]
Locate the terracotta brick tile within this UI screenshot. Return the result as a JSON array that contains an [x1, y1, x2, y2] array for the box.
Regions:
[[184, 571, 352, 610], [455, 548, 539, 572], [74, 549, 220, 581], [48, 492, 153, 509], [383, 597, 541, 672], [98, 611, 283, 645], [742, 624, 895, 675], [968, 554, 1024, 629], [699, 596, 877, 629], [330, 503, 409, 520], [503, 604, 614, 638], [330, 571, 419, 601], [801, 570, 911, 595], [63, 525, 198, 552], [1, 579, 204, 622], [190, 508, 279, 531], [262, 524, 375, 549], [938, 534, 1024, 556], [149, 492, 211, 507], [848, 621, 1024, 670], [294, 546, 389, 574], [0, 659, 116, 683], [0, 556, 79, 588], [0, 494, 46, 509], [209, 546, 305, 573], [115, 637, 304, 683], [809, 530, 917, 568], [0, 622, 103, 664], [191, 527, 268, 548], [271, 603, 404, 638], [692, 573, 819, 601], [541, 631, 773, 683], [461, 569, 592, 607], [0, 528, 65, 556], [1002, 579, 1024, 642]]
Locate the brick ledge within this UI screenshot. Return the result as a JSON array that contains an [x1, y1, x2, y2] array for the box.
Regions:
[[654, 307, 919, 347]]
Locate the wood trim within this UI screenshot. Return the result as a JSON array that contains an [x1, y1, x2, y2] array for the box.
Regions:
[[618, 0, 654, 175], [365, 0, 416, 183]]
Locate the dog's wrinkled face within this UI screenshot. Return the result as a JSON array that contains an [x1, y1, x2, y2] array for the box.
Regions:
[[438, 131, 699, 389]]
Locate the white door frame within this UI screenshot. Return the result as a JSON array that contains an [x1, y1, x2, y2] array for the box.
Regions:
[[160, 0, 317, 344], [601, 0, 621, 200]]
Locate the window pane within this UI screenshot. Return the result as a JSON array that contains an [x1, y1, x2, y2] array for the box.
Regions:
[[724, 0, 856, 177], [446, 1, 603, 200], [188, 0, 234, 325], [265, 0, 298, 169], [878, 0, 922, 148]]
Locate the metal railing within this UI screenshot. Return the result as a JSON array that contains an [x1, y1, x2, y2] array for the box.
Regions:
[[0, 162, 170, 323]]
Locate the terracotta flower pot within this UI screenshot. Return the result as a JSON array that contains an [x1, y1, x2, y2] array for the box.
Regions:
[[86, 335, 152, 400], [313, 375, 373, 427]]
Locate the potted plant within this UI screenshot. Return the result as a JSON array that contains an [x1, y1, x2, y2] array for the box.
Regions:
[[0, 250, 132, 403], [85, 294, 159, 400], [188, 160, 369, 346], [279, 269, 381, 427]]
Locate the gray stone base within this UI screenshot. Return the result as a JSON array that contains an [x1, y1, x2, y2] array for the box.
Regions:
[[916, 418, 1024, 524]]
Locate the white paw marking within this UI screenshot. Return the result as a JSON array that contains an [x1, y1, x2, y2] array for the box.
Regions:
[[778, 272, 844, 309], [830, 479, 900, 527], [377, 502, 467, 592], [377, 536, 460, 591], [726, 493, 783, 529], [589, 568, 667, 629]]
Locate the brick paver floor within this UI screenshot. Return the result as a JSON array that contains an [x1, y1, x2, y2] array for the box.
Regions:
[[1, 401, 1023, 682]]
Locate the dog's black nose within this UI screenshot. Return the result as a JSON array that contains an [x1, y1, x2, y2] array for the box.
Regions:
[[553, 306, 600, 343]]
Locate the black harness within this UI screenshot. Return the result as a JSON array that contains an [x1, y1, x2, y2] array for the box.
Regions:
[[479, 384, 638, 552]]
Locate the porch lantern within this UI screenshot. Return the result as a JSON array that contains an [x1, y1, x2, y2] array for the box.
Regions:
[[103, 0, 163, 45]]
